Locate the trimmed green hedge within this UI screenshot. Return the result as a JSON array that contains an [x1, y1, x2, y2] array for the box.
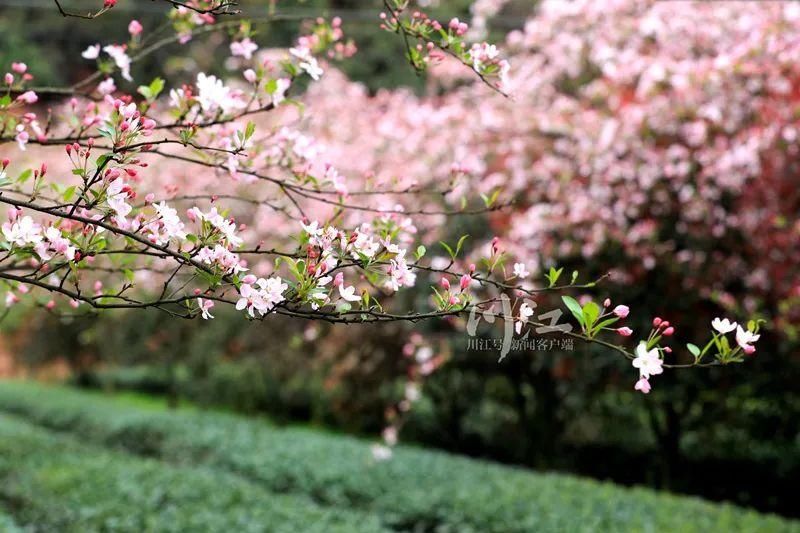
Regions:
[[0, 381, 796, 533], [0, 413, 387, 532]]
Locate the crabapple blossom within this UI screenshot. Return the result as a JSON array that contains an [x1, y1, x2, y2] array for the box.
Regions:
[[128, 20, 143, 36], [735, 326, 760, 352], [236, 276, 288, 317], [103, 45, 132, 81], [512, 262, 529, 279], [612, 305, 629, 318], [81, 45, 100, 60], [290, 46, 324, 80], [16, 91, 37, 104], [197, 297, 215, 320], [97, 78, 116, 95], [515, 302, 534, 334], [633, 343, 664, 380], [230, 38, 258, 60], [712, 318, 738, 334], [2, 216, 42, 247], [338, 283, 361, 303], [634, 377, 652, 394]]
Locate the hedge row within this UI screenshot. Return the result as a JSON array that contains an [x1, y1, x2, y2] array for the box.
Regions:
[[0, 413, 387, 532], [0, 382, 796, 533]]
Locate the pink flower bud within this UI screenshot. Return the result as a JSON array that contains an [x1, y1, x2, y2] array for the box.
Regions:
[[4, 73, 13, 85], [634, 377, 651, 394], [45, 300, 56, 310], [242, 274, 257, 284], [616, 327, 633, 337], [11, 62, 26, 74], [743, 345, 756, 355], [244, 69, 257, 83], [449, 295, 459, 306], [16, 91, 38, 104], [663, 326, 675, 336], [460, 274, 471, 291], [612, 305, 629, 318], [440, 277, 450, 290], [128, 20, 143, 36], [333, 272, 344, 287], [469, 263, 476, 274], [145, 193, 155, 204], [603, 298, 611, 307], [653, 317, 662, 327]]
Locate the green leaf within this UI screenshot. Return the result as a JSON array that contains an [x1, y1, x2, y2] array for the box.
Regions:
[[594, 317, 620, 331], [571, 270, 579, 284], [687, 343, 701, 357], [137, 77, 165, 102], [244, 121, 256, 141], [546, 266, 563, 288], [62, 185, 77, 202], [17, 169, 32, 184], [582, 301, 600, 330], [439, 241, 455, 260], [414, 245, 426, 260], [455, 235, 469, 257], [561, 296, 584, 327]]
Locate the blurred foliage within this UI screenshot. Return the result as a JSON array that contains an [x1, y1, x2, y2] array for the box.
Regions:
[[0, 382, 795, 532]]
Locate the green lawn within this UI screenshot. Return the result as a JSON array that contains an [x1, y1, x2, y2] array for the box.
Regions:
[[0, 381, 796, 533]]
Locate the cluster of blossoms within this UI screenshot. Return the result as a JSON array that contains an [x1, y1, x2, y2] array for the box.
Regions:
[[2, 211, 77, 263], [235, 274, 288, 317], [379, 4, 510, 91], [0, 0, 777, 458]]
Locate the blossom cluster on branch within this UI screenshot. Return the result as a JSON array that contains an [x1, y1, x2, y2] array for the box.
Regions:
[[0, 0, 775, 459]]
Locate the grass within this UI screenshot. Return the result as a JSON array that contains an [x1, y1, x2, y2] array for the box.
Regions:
[[0, 380, 796, 533]]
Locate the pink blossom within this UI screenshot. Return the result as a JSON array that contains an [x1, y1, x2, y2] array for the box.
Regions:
[[81, 44, 101, 60], [230, 38, 258, 60], [634, 377, 651, 394], [616, 327, 633, 337], [128, 20, 143, 36], [97, 78, 116, 95], [197, 297, 215, 320], [16, 91, 38, 104], [612, 305, 630, 318]]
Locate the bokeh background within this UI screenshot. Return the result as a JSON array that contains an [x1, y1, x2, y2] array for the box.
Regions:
[[1, 0, 798, 524]]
